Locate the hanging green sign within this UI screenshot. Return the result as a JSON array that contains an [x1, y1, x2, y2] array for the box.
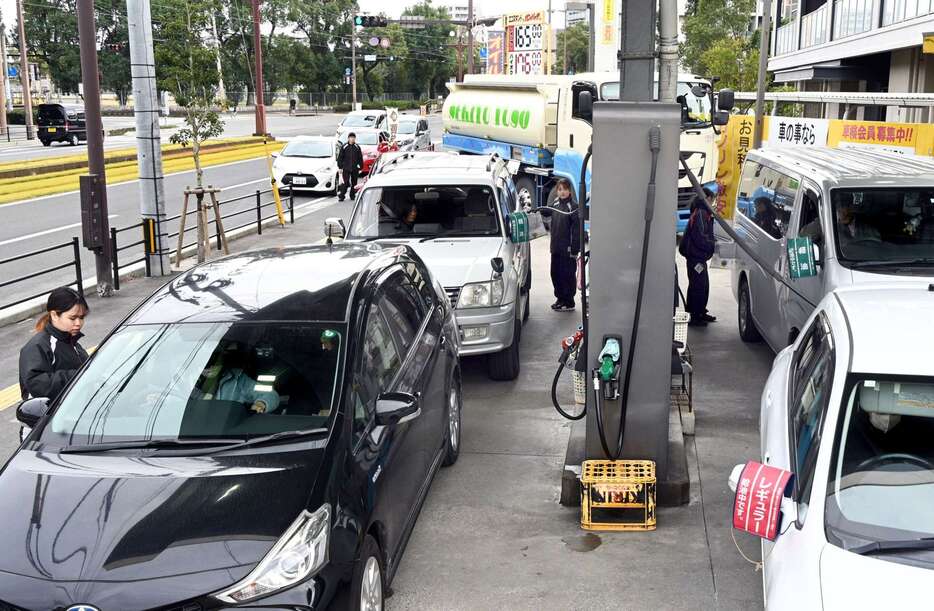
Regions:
[[787, 237, 817, 279]]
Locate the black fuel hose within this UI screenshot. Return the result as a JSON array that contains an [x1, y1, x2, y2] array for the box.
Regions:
[[577, 145, 592, 387], [551, 357, 586, 420], [678, 156, 817, 309]]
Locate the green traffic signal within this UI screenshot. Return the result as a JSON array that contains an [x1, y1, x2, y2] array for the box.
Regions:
[[354, 15, 364, 26]]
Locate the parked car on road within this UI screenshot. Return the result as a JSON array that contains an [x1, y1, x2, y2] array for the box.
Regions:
[[4, 243, 462, 611], [37, 103, 86, 146], [336, 109, 388, 139], [725, 147, 934, 351], [339, 129, 397, 175], [328, 151, 531, 381], [272, 136, 340, 194], [729, 285, 934, 609], [395, 116, 433, 152]]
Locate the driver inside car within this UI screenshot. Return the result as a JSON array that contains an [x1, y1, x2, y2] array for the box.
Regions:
[[197, 343, 281, 414]]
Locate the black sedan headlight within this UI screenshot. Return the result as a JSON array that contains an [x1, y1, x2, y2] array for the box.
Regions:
[[214, 504, 330, 603]]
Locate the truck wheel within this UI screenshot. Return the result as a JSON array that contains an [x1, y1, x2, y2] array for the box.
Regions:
[[515, 176, 536, 209], [488, 317, 521, 381], [738, 278, 762, 343]]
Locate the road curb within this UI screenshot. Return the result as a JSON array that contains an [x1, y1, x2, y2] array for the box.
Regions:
[[0, 142, 284, 204], [0, 136, 275, 180]]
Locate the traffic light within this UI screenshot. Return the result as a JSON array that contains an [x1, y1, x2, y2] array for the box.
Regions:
[[354, 15, 388, 27]]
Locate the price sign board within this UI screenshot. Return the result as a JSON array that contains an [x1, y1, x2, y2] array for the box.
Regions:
[[504, 11, 547, 76]]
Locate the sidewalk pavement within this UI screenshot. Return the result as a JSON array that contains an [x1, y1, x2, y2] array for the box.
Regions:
[[0, 220, 772, 609]]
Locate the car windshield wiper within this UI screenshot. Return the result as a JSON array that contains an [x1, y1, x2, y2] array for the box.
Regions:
[[213, 428, 329, 452], [850, 536, 934, 556], [419, 230, 495, 243], [59, 438, 239, 454]]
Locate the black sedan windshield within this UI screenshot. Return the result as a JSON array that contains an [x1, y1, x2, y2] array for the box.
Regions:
[[41, 322, 344, 447], [832, 188, 934, 268], [826, 376, 934, 557]]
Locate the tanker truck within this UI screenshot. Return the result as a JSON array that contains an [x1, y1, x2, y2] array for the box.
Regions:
[[442, 72, 729, 232]]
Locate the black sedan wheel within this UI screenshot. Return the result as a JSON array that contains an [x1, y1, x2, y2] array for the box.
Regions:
[[442, 373, 461, 466], [351, 535, 384, 611]]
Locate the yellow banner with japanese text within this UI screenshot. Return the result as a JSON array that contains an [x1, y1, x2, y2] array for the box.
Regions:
[[715, 115, 765, 221]]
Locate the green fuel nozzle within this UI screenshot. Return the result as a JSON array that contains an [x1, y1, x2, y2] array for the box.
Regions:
[[596, 337, 621, 386]]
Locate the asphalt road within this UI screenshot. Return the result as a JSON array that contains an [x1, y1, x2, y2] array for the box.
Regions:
[[0, 112, 443, 308], [1, 110, 411, 162]]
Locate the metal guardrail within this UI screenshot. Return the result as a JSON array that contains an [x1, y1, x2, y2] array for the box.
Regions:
[[0, 187, 297, 313], [0, 237, 82, 310], [110, 186, 296, 275]]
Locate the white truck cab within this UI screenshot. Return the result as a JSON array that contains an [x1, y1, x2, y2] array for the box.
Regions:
[[329, 151, 531, 381]]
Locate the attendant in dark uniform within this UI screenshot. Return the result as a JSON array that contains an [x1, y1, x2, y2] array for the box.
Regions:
[[337, 132, 364, 202], [542, 178, 580, 312], [681, 188, 717, 327]]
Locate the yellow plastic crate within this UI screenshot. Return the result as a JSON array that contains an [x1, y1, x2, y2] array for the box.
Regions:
[[580, 460, 657, 531]]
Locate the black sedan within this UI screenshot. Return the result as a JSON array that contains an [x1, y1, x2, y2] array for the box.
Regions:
[[1, 243, 462, 611]]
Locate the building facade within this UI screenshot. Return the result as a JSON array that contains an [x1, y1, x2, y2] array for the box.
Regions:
[[768, 0, 934, 122]]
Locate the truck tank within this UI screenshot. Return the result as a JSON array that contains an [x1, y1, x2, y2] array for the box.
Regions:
[[443, 81, 559, 151]]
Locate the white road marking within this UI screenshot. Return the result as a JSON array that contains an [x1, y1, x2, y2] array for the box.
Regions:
[[0, 215, 118, 246], [0, 157, 268, 208]]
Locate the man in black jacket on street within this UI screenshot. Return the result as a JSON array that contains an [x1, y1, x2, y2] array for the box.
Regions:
[[680, 187, 717, 326], [337, 132, 364, 201]]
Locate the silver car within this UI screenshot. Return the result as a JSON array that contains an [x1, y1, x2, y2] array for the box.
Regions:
[[395, 117, 432, 152], [726, 146, 934, 351]]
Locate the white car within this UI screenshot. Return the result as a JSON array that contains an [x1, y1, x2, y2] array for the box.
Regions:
[[335, 109, 387, 139], [272, 137, 339, 194], [730, 284, 934, 609], [327, 151, 532, 381], [395, 117, 432, 151]]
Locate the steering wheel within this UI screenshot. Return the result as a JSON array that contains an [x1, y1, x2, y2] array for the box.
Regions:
[[857, 453, 934, 472]]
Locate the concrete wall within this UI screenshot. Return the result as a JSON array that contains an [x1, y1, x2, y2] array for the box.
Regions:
[[886, 46, 934, 122]]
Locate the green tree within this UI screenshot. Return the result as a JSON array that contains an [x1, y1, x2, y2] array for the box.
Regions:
[[681, 0, 755, 77], [154, 0, 224, 188], [699, 37, 758, 91], [554, 23, 589, 75], [357, 22, 408, 98], [97, 0, 131, 106], [21, 0, 80, 94], [401, 2, 455, 99]]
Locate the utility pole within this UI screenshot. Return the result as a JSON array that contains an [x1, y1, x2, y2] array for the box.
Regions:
[[588, 2, 594, 72], [0, 23, 7, 136], [753, 0, 773, 149], [351, 12, 358, 110], [658, 0, 678, 102], [0, 24, 11, 112], [76, 0, 114, 295], [250, 0, 266, 136], [15, 0, 34, 140], [127, 0, 168, 276], [466, 0, 474, 76]]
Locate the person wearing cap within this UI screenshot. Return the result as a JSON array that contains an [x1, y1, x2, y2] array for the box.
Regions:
[[337, 132, 364, 202], [19, 287, 90, 402]]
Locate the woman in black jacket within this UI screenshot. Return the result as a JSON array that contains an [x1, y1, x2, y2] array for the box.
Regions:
[[19, 287, 90, 402]]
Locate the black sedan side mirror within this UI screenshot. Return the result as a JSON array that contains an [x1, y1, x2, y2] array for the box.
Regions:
[[375, 392, 420, 426], [17, 397, 50, 428]]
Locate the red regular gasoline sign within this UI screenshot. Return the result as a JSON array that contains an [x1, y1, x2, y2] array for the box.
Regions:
[[732, 461, 793, 540]]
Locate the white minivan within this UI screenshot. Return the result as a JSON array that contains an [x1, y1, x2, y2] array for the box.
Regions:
[[728, 146, 934, 351]]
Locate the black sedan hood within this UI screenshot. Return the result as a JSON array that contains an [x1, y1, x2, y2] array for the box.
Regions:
[[0, 445, 325, 608]]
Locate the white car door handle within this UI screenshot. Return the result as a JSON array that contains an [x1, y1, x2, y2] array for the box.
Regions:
[[766, 390, 773, 407], [764, 452, 771, 464]]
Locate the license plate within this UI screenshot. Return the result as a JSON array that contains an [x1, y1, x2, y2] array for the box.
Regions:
[[47, 127, 56, 133], [292, 176, 306, 185]]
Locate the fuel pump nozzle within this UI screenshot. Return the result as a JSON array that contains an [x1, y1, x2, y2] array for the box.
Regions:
[[596, 336, 621, 400]]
